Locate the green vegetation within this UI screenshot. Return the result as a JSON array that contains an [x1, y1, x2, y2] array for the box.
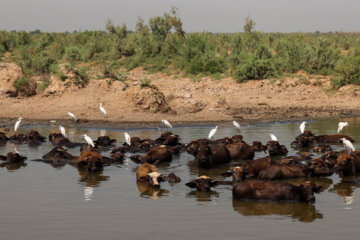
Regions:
[[1, 8, 360, 94]]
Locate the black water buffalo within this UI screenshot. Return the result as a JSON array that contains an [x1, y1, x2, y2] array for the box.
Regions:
[[258, 164, 310, 180], [225, 142, 255, 160], [266, 140, 288, 156], [195, 143, 231, 168], [233, 181, 322, 202], [185, 176, 219, 192]]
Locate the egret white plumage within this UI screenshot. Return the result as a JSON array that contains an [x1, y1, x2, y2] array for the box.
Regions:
[[269, 134, 278, 141], [99, 103, 107, 116], [67, 112, 77, 122], [59, 125, 66, 137], [162, 119, 172, 128], [83, 134, 95, 148], [341, 138, 355, 154], [233, 121, 241, 131], [14, 117, 23, 132], [208, 126, 219, 140], [299, 121, 307, 134], [338, 122, 349, 133], [124, 132, 131, 146]]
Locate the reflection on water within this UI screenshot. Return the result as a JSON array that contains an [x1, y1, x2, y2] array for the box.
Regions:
[[232, 200, 323, 222], [77, 169, 110, 187], [186, 190, 219, 202], [0, 161, 27, 171], [136, 181, 169, 199], [84, 187, 94, 201], [329, 175, 360, 209]]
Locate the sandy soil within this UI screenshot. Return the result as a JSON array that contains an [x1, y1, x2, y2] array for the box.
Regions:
[[0, 62, 360, 127]]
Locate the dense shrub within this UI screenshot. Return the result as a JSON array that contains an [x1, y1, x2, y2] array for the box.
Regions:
[[334, 48, 360, 87]]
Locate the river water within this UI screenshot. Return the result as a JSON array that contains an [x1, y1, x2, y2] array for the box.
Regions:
[[1, 118, 360, 239]]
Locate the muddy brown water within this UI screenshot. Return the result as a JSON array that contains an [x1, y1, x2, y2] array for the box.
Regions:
[[1, 118, 360, 239]]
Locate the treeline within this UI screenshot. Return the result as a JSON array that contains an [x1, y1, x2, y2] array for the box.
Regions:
[[1, 8, 360, 93]]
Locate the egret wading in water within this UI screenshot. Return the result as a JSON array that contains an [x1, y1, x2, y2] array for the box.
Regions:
[[341, 138, 355, 154], [124, 132, 131, 146], [99, 103, 107, 116], [299, 121, 307, 134], [59, 125, 66, 137], [233, 121, 241, 132], [208, 126, 219, 140], [67, 112, 77, 122], [83, 134, 95, 149], [162, 120, 172, 129], [14, 117, 23, 133], [338, 122, 349, 133], [269, 134, 278, 141]]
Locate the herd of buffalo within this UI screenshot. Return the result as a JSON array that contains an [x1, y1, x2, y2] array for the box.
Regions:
[[1, 125, 360, 204]]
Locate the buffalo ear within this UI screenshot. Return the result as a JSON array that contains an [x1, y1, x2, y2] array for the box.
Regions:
[[185, 182, 197, 188]]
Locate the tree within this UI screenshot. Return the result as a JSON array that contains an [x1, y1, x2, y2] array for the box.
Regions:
[[243, 16, 256, 33], [136, 16, 150, 35]]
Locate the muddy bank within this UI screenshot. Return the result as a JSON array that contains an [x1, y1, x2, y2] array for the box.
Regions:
[[1, 64, 360, 128]]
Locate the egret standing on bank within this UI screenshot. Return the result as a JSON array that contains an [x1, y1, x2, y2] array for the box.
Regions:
[[59, 125, 66, 137], [14, 117, 23, 133], [300, 121, 307, 134], [67, 112, 77, 122], [208, 126, 219, 140], [338, 122, 349, 133], [270, 134, 278, 141], [83, 134, 95, 148], [162, 120, 172, 129], [233, 121, 241, 131], [124, 132, 131, 146], [341, 138, 355, 154], [99, 103, 107, 116]]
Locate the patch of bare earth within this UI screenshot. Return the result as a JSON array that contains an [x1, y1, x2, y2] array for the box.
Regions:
[[0, 64, 359, 124]]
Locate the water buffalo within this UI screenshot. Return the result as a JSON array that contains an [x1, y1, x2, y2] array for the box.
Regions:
[[94, 136, 116, 147], [237, 157, 278, 179], [195, 143, 231, 168], [77, 149, 104, 172], [185, 176, 219, 192], [315, 134, 354, 143], [336, 152, 360, 176], [0, 152, 27, 163], [42, 146, 76, 163], [266, 140, 288, 156], [134, 146, 172, 164], [313, 145, 332, 153], [0, 132, 9, 145], [185, 139, 213, 155], [258, 164, 310, 180], [225, 142, 255, 160], [136, 163, 164, 187], [291, 130, 316, 147], [49, 133, 82, 148], [233, 181, 322, 202], [25, 130, 46, 145]]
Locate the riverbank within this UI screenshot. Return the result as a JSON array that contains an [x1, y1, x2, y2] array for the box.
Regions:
[[1, 64, 360, 129]]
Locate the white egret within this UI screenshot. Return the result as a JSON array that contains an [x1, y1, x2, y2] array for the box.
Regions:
[[99, 103, 107, 116], [299, 121, 307, 134], [59, 125, 66, 137], [233, 121, 241, 131], [124, 132, 131, 146], [208, 126, 219, 140], [162, 119, 172, 128], [269, 134, 278, 141], [14, 146, 20, 154], [83, 134, 95, 148], [14, 117, 23, 133], [67, 112, 77, 122], [341, 138, 355, 154], [338, 122, 349, 133]]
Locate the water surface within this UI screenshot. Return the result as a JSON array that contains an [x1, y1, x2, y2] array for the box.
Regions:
[[1, 118, 360, 239]]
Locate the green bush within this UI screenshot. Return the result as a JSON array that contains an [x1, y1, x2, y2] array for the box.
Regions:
[[13, 77, 37, 96], [65, 46, 83, 62], [334, 48, 360, 87]]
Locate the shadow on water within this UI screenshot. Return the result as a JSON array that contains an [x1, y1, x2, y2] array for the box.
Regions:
[[232, 200, 323, 223], [77, 169, 110, 187], [136, 181, 169, 200], [0, 162, 27, 171], [329, 175, 360, 205]]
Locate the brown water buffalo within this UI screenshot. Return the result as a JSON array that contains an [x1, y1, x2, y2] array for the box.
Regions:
[[0, 132, 9, 144], [94, 136, 116, 147], [25, 130, 46, 145], [185, 176, 219, 192], [225, 142, 255, 160], [238, 157, 278, 179], [258, 164, 310, 180], [266, 141, 288, 156], [313, 145, 332, 153], [0, 152, 27, 163], [185, 139, 213, 155], [336, 152, 360, 176], [291, 130, 316, 147], [77, 150, 104, 172], [136, 163, 164, 187], [195, 143, 231, 168], [252, 141, 267, 152], [232, 135, 245, 143], [233, 181, 322, 202], [9, 133, 26, 144], [308, 158, 334, 177], [137, 146, 172, 164], [49, 133, 82, 148], [315, 134, 354, 144], [167, 172, 181, 183], [42, 146, 76, 163], [155, 131, 181, 146]]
